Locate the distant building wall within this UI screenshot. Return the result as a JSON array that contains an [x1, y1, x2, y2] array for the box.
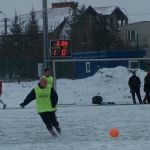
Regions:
[[120, 21, 150, 57], [72, 49, 146, 78]]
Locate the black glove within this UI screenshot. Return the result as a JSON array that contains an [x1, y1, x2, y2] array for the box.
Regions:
[[20, 103, 25, 108]]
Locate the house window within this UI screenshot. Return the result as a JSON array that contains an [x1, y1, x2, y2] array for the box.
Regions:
[[131, 30, 136, 40], [128, 60, 140, 69], [118, 20, 122, 27], [86, 62, 91, 73], [127, 30, 137, 41]]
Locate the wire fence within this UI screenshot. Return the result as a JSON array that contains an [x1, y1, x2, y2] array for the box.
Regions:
[[0, 58, 39, 81], [50, 58, 150, 105]]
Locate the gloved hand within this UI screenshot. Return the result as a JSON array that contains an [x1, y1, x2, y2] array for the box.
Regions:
[[20, 103, 25, 108]]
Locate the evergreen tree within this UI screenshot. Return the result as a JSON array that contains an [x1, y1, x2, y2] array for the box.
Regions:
[[9, 12, 23, 58], [68, 5, 87, 50], [25, 9, 40, 37], [68, 5, 86, 29], [24, 9, 42, 60], [69, 7, 80, 28], [10, 12, 22, 35], [8, 12, 23, 79]]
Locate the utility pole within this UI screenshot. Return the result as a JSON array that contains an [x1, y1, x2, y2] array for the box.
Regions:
[[0, 11, 8, 36], [0, 11, 9, 54], [136, 33, 139, 49], [42, 0, 48, 68], [4, 18, 7, 36]]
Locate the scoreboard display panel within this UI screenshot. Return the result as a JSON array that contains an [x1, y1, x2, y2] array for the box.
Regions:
[[50, 40, 71, 57]]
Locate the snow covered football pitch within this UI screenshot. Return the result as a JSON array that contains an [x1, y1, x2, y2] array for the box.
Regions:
[[1, 104, 150, 150], [1, 66, 150, 149]]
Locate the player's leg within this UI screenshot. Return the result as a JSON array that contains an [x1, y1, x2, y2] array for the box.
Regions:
[[39, 112, 57, 137], [50, 111, 61, 134], [0, 99, 6, 109]]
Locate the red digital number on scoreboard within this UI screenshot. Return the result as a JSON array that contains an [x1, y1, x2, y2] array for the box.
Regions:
[[50, 40, 71, 57]]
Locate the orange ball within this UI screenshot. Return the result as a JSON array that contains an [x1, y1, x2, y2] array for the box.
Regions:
[[109, 128, 119, 138]]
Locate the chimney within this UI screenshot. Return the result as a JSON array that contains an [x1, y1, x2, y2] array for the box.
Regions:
[[52, 1, 78, 9]]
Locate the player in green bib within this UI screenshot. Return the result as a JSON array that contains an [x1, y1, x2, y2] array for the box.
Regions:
[[42, 68, 53, 87], [20, 77, 60, 137]]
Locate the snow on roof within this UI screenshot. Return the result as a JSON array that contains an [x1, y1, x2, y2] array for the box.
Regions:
[[93, 6, 127, 16], [128, 21, 150, 25], [19, 7, 72, 33], [0, 7, 71, 34], [93, 6, 116, 15], [47, 7, 71, 32]]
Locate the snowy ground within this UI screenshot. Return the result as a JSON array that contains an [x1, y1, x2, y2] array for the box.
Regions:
[[1, 105, 150, 150], [57, 66, 147, 105], [0, 66, 150, 149]]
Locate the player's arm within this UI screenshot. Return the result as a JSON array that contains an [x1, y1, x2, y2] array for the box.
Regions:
[[20, 89, 36, 108]]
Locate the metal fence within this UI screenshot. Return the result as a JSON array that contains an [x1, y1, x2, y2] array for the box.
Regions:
[[0, 58, 39, 81]]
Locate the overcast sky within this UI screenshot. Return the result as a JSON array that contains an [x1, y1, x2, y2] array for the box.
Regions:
[[0, 0, 150, 23]]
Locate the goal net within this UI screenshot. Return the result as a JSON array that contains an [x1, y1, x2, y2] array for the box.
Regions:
[[51, 58, 150, 105]]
